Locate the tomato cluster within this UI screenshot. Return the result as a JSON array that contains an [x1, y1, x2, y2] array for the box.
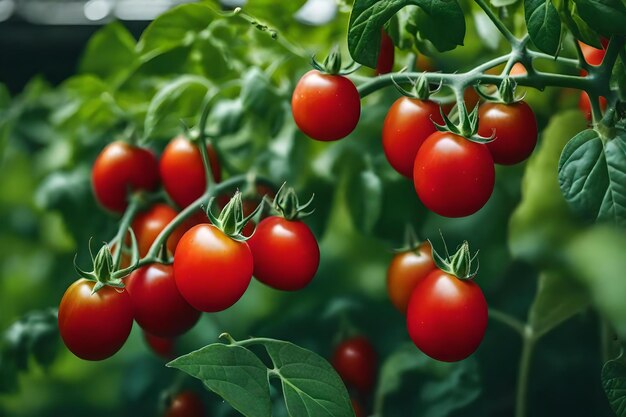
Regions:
[[59, 136, 321, 361]]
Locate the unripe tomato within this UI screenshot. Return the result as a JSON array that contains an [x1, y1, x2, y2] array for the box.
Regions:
[[376, 30, 394, 75], [91, 141, 159, 213], [126, 264, 200, 337], [387, 241, 436, 313], [174, 224, 253, 312], [382, 97, 444, 178], [292, 70, 361, 141], [160, 136, 221, 209], [413, 132, 495, 217], [58, 279, 133, 361], [164, 391, 205, 417], [248, 216, 320, 291], [478, 101, 538, 165], [578, 92, 607, 122], [406, 270, 488, 362], [332, 336, 377, 395], [144, 332, 176, 359]]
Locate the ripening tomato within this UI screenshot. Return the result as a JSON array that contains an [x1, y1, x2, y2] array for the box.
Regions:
[[510, 62, 527, 76], [351, 398, 365, 417], [292, 70, 361, 141], [131, 204, 200, 256], [376, 30, 394, 75], [382, 97, 444, 178], [160, 136, 221, 209], [58, 279, 133, 361], [144, 332, 176, 359], [478, 101, 537, 165], [578, 92, 608, 122], [92, 141, 159, 213], [126, 264, 200, 337], [164, 391, 205, 417], [406, 270, 488, 362], [248, 216, 320, 291], [387, 241, 436, 313], [174, 224, 253, 312], [579, 41, 605, 67], [413, 132, 495, 217], [332, 336, 377, 395]]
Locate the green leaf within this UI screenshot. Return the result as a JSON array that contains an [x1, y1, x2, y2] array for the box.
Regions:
[[144, 75, 212, 140], [472, 9, 501, 50], [492, 0, 519, 6], [509, 110, 586, 264], [602, 353, 626, 416], [346, 168, 383, 234], [138, 3, 216, 60], [553, 0, 601, 46], [527, 270, 589, 339], [348, 0, 465, 67], [240, 68, 278, 116], [261, 340, 354, 417], [167, 343, 271, 417], [576, 0, 626, 36], [524, 0, 561, 55], [195, 34, 232, 80], [79, 22, 138, 84], [558, 128, 626, 227]]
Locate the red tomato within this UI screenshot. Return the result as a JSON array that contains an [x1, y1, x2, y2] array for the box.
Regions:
[[407, 269, 488, 362], [92, 141, 159, 213], [413, 132, 495, 217], [126, 264, 200, 337], [387, 241, 436, 313], [144, 332, 176, 359], [164, 391, 205, 417], [510, 62, 527, 76], [332, 336, 377, 395], [382, 97, 444, 178], [351, 398, 365, 417], [248, 216, 320, 291], [478, 101, 537, 165], [578, 92, 608, 122], [174, 224, 253, 312], [292, 70, 361, 141], [58, 279, 133, 361], [376, 30, 394, 75], [160, 136, 221, 209], [579, 41, 605, 67], [131, 204, 199, 257]]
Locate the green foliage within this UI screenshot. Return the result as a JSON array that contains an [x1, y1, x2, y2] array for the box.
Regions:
[[603, 352, 626, 416], [524, 0, 561, 55]]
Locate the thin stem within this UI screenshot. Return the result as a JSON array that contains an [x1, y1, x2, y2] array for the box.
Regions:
[[488, 308, 526, 336], [197, 91, 218, 191], [515, 331, 535, 417], [527, 50, 580, 69], [474, 0, 518, 45], [111, 196, 142, 269], [589, 93, 604, 124]]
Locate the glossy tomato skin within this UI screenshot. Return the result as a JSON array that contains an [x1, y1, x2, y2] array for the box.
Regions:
[[126, 264, 200, 338], [174, 224, 253, 312], [131, 204, 199, 257], [478, 101, 537, 165], [92, 141, 159, 213], [58, 279, 134, 361], [248, 216, 320, 291], [413, 132, 495, 217], [160, 136, 221, 209], [376, 30, 394, 75], [387, 241, 436, 313], [578, 92, 607, 122], [292, 70, 361, 141], [407, 270, 488, 362], [164, 391, 205, 417], [382, 97, 444, 178], [144, 332, 176, 359], [332, 337, 377, 395]]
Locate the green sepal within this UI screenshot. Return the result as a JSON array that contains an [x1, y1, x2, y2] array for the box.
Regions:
[[433, 103, 494, 144], [391, 74, 435, 100], [429, 236, 479, 280], [272, 183, 315, 221], [205, 191, 262, 241], [311, 47, 360, 76]]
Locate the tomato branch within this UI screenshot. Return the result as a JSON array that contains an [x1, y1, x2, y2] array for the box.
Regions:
[[473, 0, 518, 45], [488, 308, 525, 336]]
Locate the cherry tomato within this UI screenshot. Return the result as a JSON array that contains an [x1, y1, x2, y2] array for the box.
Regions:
[[579, 41, 605, 67], [351, 398, 365, 417], [292, 70, 361, 141], [58, 279, 133, 361], [376, 30, 394, 75], [131, 204, 199, 257], [406, 269, 488, 362], [126, 264, 200, 337], [92, 141, 159, 213], [164, 391, 205, 417], [578, 92, 608, 122], [332, 336, 377, 395], [144, 332, 176, 359], [387, 241, 436, 313], [174, 224, 253, 312], [478, 101, 537, 165], [248, 216, 320, 291], [382, 97, 444, 178], [160, 136, 221, 209], [413, 132, 495, 217]]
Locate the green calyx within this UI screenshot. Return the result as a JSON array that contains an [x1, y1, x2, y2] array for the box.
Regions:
[[392, 73, 435, 100], [206, 191, 260, 241], [311, 46, 360, 76], [393, 224, 423, 253], [477, 77, 522, 104], [272, 183, 314, 221], [74, 235, 139, 294], [429, 238, 479, 281], [434, 102, 494, 144]]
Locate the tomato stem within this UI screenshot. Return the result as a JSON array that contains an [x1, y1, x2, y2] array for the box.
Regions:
[[197, 91, 219, 191], [111, 195, 143, 270], [515, 332, 535, 417], [488, 308, 525, 336], [474, 0, 518, 45]]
